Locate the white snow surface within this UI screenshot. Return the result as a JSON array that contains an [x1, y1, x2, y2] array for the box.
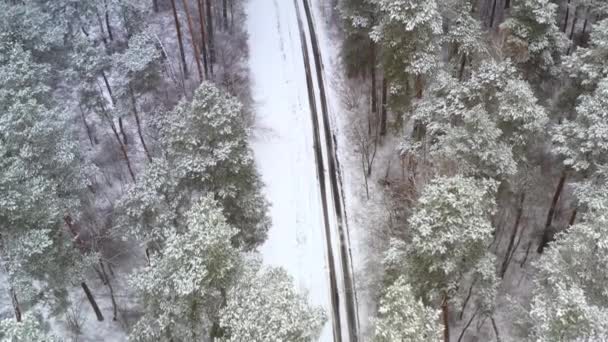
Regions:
[[246, 0, 334, 340]]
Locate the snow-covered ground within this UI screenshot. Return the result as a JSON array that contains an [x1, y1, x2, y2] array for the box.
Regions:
[[246, 0, 334, 340]]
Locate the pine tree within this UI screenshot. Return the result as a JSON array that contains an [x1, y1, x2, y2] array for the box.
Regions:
[[372, 276, 442, 342], [219, 258, 326, 342], [0, 313, 57, 342], [159, 82, 270, 249], [129, 196, 241, 341]]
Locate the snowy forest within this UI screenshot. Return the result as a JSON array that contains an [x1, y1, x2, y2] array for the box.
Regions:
[[1, 0, 607, 341]]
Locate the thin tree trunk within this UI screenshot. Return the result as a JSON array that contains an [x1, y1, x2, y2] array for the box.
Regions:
[[442, 293, 450, 342], [10, 288, 22, 322], [181, 0, 204, 82], [79, 105, 96, 147], [563, 0, 571, 32], [129, 87, 152, 162], [500, 192, 525, 278], [101, 71, 114, 105], [538, 170, 567, 253], [97, 12, 109, 47], [458, 53, 467, 81], [118, 117, 128, 145], [81, 282, 104, 322], [197, 0, 209, 77], [489, 0, 498, 28], [380, 76, 388, 136], [205, 0, 215, 64], [99, 261, 118, 321], [567, 7, 580, 54], [105, 11, 113, 41], [170, 0, 189, 78], [222, 0, 228, 30], [459, 278, 477, 320], [521, 242, 532, 267], [457, 309, 479, 342], [98, 92, 136, 182], [153, 0, 159, 12], [568, 208, 577, 226], [491, 315, 502, 342], [370, 42, 377, 136]]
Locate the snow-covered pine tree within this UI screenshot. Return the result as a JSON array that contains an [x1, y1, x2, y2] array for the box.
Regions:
[[128, 196, 241, 341], [384, 175, 498, 341], [370, 0, 442, 105], [372, 276, 442, 342], [158, 82, 270, 249], [219, 258, 326, 342]]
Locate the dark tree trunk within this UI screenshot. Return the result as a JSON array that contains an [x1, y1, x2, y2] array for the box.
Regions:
[[459, 278, 477, 320], [105, 11, 113, 41], [170, 0, 189, 78], [129, 87, 152, 162], [181, 0, 204, 82], [500, 192, 525, 277], [97, 12, 109, 47], [101, 71, 114, 105], [206, 0, 215, 64], [99, 261, 118, 321], [568, 208, 577, 226], [197, 0, 209, 77], [99, 95, 136, 181], [489, 0, 498, 28], [11, 288, 21, 322], [222, 0, 228, 30], [563, 0, 571, 32], [380, 76, 388, 136], [118, 117, 128, 145], [79, 105, 96, 147], [153, 0, 159, 12], [504, 0, 510, 9], [370, 42, 377, 136], [538, 170, 567, 253], [81, 282, 104, 322], [457, 309, 479, 342], [442, 294, 450, 342], [458, 53, 467, 81]]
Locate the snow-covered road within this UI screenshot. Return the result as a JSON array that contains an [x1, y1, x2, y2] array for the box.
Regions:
[[247, 0, 358, 340]]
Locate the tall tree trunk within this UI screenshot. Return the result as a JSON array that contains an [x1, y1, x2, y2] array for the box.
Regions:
[[563, 0, 571, 32], [489, 0, 498, 28], [567, 6, 579, 54], [370, 42, 377, 136], [118, 117, 128, 145], [442, 293, 450, 342], [380, 76, 388, 136], [101, 71, 114, 105], [205, 0, 215, 64], [98, 93, 136, 182], [97, 12, 109, 47], [538, 170, 567, 253], [79, 105, 96, 147], [457, 309, 479, 342], [99, 261, 118, 321], [458, 53, 467, 81], [197, 0, 209, 77], [222, 0, 228, 31], [500, 192, 525, 277], [568, 208, 577, 226], [504, 0, 510, 9], [170, 0, 189, 78], [181, 0, 204, 82], [81, 282, 104, 322], [129, 87, 152, 162], [105, 11, 113, 41], [153, 0, 159, 12], [10, 288, 22, 322]]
